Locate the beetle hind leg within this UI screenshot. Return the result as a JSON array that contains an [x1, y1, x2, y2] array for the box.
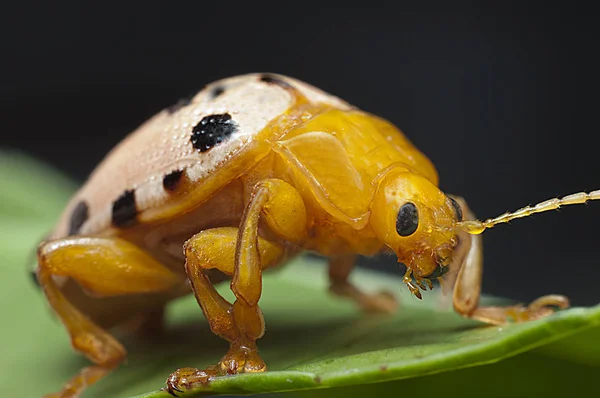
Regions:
[[38, 265, 125, 398], [37, 236, 183, 398]]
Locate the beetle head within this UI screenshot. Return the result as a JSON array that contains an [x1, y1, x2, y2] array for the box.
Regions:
[[370, 170, 463, 296]]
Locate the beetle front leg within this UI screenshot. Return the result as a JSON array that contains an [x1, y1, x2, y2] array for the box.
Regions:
[[449, 196, 570, 325], [37, 237, 183, 398], [329, 254, 399, 314], [166, 179, 306, 394]]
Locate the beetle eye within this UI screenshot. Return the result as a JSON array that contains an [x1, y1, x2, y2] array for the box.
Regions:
[[396, 202, 419, 236], [449, 197, 463, 222]]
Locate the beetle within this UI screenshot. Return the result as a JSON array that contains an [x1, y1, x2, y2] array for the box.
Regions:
[[34, 73, 599, 397]]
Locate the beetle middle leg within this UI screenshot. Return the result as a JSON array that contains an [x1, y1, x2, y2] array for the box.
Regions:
[[449, 196, 570, 325], [166, 178, 306, 394], [329, 254, 399, 314]]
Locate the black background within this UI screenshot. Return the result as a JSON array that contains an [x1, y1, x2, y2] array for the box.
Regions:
[[1, 3, 599, 305]]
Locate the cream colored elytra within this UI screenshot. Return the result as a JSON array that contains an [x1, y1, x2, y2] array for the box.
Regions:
[[51, 74, 351, 239]]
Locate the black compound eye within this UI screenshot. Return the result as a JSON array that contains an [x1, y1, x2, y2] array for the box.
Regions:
[[396, 202, 419, 237], [449, 197, 463, 222]]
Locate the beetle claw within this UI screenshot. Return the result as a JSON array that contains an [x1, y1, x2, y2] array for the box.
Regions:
[[163, 381, 184, 396], [163, 385, 182, 397]]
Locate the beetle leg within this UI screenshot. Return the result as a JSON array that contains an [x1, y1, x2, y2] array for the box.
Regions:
[[230, 179, 306, 362], [166, 179, 306, 394], [166, 227, 285, 393], [449, 196, 570, 325], [328, 254, 399, 314], [186, 228, 285, 363], [37, 237, 183, 398]]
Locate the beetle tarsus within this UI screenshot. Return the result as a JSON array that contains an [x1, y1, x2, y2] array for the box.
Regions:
[[218, 340, 267, 374], [465, 295, 570, 325], [528, 294, 570, 312], [165, 367, 212, 396]]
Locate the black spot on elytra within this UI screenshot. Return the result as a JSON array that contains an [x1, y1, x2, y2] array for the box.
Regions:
[[68, 200, 89, 235], [259, 74, 293, 89], [209, 85, 225, 100], [112, 190, 138, 227], [163, 169, 184, 191], [191, 113, 238, 152], [166, 93, 194, 114]]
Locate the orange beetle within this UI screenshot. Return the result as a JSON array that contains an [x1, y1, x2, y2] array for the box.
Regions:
[[34, 73, 599, 397]]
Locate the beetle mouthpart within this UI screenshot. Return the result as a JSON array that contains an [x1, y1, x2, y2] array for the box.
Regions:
[[434, 254, 451, 267], [406, 281, 422, 300], [416, 278, 434, 291], [402, 268, 434, 300]]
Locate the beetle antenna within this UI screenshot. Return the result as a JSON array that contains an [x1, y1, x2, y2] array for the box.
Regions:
[[456, 190, 600, 235]]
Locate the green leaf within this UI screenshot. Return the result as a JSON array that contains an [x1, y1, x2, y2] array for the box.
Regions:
[[0, 149, 76, 221], [1, 151, 598, 398]]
